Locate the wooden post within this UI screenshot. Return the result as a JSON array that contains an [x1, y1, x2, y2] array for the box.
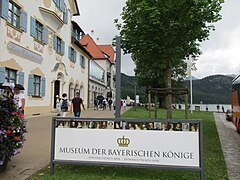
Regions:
[[155, 90, 157, 119], [185, 90, 188, 119], [148, 87, 151, 118]]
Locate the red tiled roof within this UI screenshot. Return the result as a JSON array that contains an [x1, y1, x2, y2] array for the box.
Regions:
[[98, 45, 115, 64], [80, 34, 105, 59]]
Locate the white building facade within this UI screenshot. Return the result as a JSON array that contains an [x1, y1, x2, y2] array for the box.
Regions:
[[0, 0, 90, 115], [80, 35, 116, 107]]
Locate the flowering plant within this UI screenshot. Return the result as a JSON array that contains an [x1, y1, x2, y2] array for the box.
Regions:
[[0, 92, 27, 168]]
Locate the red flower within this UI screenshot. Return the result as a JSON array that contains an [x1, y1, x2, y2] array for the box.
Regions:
[[6, 131, 12, 135], [8, 126, 12, 129], [12, 112, 18, 115], [15, 136, 20, 141]]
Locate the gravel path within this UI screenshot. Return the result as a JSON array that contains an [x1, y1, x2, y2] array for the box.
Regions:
[[214, 112, 240, 180]]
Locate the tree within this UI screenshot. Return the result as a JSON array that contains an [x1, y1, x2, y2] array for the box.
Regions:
[[117, 0, 224, 118]]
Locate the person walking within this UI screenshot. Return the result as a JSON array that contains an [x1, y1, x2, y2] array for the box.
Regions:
[[103, 98, 107, 110], [222, 106, 225, 113], [206, 105, 208, 112], [56, 95, 61, 116], [123, 99, 127, 111], [217, 104, 220, 112], [14, 86, 25, 114], [60, 93, 68, 117], [70, 92, 85, 117], [94, 98, 98, 110], [108, 99, 113, 111]]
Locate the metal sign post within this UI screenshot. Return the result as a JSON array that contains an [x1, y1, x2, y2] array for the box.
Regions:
[[115, 36, 121, 118]]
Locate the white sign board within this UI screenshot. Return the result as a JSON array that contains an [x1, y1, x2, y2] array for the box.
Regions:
[[136, 95, 139, 104], [54, 129, 199, 167]]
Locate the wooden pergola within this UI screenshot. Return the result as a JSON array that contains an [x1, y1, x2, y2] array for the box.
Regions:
[[148, 87, 189, 119]]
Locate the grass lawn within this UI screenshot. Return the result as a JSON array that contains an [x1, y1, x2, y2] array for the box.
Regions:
[[30, 107, 228, 180]]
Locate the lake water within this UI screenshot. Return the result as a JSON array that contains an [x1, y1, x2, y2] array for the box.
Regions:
[[174, 104, 231, 112]]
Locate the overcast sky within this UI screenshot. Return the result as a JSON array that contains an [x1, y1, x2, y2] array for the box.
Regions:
[[74, 0, 240, 79]]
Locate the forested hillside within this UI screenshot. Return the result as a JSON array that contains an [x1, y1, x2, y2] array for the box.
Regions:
[[185, 75, 233, 104], [121, 73, 147, 102], [121, 73, 233, 104]]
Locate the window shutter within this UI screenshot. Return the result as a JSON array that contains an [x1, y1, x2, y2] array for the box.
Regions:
[[40, 77, 46, 97], [73, 50, 77, 63], [61, 40, 65, 55], [80, 55, 82, 66], [18, 71, 24, 86], [0, 67, 6, 83], [83, 57, 85, 69], [43, 26, 48, 44], [68, 46, 71, 60], [1, 0, 9, 20], [30, 16, 36, 37], [53, 34, 57, 50], [60, 0, 65, 12], [63, 9, 68, 24], [21, 10, 28, 32], [28, 74, 34, 96]]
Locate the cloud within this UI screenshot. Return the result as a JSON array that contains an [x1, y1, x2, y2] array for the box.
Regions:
[[194, 0, 240, 78], [74, 0, 135, 76], [74, 0, 240, 78]]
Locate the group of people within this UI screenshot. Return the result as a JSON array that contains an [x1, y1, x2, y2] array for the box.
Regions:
[[1, 82, 25, 114], [55, 92, 85, 117], [94, 98, 113, 111], [93, 98, 127, 111]]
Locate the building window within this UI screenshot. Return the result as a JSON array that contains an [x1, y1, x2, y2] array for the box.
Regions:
[[90, 61, 105, 82], [36, 21, 43, 42], [72, 29, 84, 41], [68, 47, 76, 62], [55, 0, 61, 9], [70, 48, 74, 60], [53, 35, 65, 55], [56, 37, 62, 54], [80, 55, 85, 69], [8, 1, 21, 29], [5, 68, 17, 84], [69, 83, 74, 100], [33, 75, 41, 96], [63, 4, 68, 24], [53, 0, 65, 12], [30, 17, 48, 44]]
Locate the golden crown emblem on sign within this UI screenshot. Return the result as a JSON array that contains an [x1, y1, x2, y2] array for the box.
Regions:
[[117, 136, 130, 147]]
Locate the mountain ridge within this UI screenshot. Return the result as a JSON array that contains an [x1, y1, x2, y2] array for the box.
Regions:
[[121, 73, 233, 104]]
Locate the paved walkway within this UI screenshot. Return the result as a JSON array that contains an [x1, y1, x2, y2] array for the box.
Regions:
[[214, 113, 240, 180], [1, 107, 131, 180]]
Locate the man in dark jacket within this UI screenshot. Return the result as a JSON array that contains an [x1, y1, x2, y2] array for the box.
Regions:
[[70, 92, 85, 117]]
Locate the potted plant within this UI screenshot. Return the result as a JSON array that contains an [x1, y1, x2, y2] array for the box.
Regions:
[[0, 88, 27, 172]]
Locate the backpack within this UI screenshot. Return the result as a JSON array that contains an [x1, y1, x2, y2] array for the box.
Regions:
[[61, 99, 68, 111]]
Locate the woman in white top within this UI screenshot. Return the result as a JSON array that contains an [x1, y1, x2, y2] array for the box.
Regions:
[[56, 95, 61, 116], [14, 87, 25, 114]]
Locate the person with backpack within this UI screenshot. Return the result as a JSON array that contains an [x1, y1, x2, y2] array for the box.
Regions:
[[60, 93, 68, 117], [70, 92, 85, 117], [108, 99, 113, 111]]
